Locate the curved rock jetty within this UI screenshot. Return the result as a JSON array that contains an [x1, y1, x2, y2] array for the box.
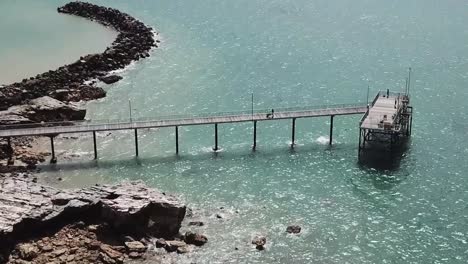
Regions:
[[0, 1, 156, 113], [0, 1, 158, 166], [0, 175, 185, 262]]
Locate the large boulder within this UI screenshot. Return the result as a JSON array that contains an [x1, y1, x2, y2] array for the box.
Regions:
[[1, 96, 86, 123], [49, 86, 106, 102], [184, 231, 208, 246], [26, 96, 86, 122], [99, 75, 122, 85]]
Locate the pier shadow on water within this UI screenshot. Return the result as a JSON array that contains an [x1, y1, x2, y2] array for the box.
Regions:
[[358, 139, 410, 171], [37, 142, 349, 174], [356, 139, 411, 190]]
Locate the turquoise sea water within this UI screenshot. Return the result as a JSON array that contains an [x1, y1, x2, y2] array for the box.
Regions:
[[3, 0, 468, 263]]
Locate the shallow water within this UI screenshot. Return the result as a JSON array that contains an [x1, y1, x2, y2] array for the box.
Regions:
[[0, 0, 116, 84], [4, 0, 468, 263]]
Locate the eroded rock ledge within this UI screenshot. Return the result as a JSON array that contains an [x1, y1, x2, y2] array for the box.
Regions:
[[0, 1, 157, 117], [0, 175, 186, 263]]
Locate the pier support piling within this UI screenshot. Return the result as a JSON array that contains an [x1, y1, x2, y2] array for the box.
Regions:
[[291, 118, 296, 147], [175, 126, 179, 154], [50, 136, 57, 164], [409, 109, 413, 136], [6, 137, 13, 165], [7, 137, 12, 158], [134, 129, 139, 157], [253, 121, 257, 150], [358, 128, 362, 153], [213, 123, 219, 151], [93, 131, 97, 160], [329, 115, 334, 145]]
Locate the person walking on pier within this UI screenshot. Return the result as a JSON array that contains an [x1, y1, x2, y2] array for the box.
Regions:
[[266, 109, 275, 119]]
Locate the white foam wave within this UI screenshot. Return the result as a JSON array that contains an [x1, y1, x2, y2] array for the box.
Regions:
[[316, 136, 330, 145]]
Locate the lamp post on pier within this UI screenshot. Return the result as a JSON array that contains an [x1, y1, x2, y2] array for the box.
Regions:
[[366, 83, 370, 108], [251, 93, 254, 120], [129, 99, 133, 122]]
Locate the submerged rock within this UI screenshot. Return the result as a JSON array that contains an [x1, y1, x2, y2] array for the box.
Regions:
[[252, 235, 266, 250], [188, 221, 204, 226], [286, 225, 302, 234]]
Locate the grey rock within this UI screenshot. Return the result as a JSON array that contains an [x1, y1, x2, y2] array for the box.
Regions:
[[17, 243, 39, 260], [0, 176, 186, 252], [0, 96, 85, 123], [100, 244, 123, 263], [184, 231, 208, 246], [155, 238, 167, 248], [164, 240, 187, 252], [124, 241, 146, 253], [176, 245, 191, 254], [286, 225, 301, 234], [0, 112, 31, 125], [99, 75, 122, 84], [188, 221, 204, 226], [252, 235, 266, 250], [128, 251, 143, 259]]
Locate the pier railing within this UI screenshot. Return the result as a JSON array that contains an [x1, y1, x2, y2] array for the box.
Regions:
[[0, 102, 366, 130]]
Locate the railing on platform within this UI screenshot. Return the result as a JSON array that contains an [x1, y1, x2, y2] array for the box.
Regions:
[[359, 90, 408, 127]]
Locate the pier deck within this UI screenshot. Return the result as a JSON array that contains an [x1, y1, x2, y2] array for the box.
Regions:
[[0, 104, 367, 137], [360, 92, 405, 131], [358, 91, 413, 151]]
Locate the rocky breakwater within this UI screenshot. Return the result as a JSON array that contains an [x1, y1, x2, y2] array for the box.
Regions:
[[0, 176, 186, 263], [0, 1, 157, 167], [0, 1, 156, 112]]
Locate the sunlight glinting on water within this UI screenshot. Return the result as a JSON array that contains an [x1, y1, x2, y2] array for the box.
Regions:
[[2, 0, 468, 263]]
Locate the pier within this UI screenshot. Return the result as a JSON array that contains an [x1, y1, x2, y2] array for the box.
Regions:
[[1, 103, 365, 163], [0, 92, 412, 163], [359, 91, 413, 152]]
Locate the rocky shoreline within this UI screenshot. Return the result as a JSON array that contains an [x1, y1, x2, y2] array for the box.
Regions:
[[0, 173, 211, 264], [0, 2, 202, 263]]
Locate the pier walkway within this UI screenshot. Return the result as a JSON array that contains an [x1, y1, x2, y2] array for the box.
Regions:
[[0, 104, 367, 137], [0, 103, 367, 162]]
